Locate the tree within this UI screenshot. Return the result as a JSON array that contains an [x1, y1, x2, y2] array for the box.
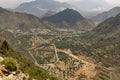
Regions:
[[1, 40, 9, 51]]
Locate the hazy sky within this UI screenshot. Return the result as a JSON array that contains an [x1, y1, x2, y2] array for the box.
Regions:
[[0, 0, 120, 11], [56, 0, 120, 5], [56, 0, 120, 11]]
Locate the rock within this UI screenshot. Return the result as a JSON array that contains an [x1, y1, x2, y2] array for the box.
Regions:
[[12, 72, 16, 75], [8, 74, 14, 79]]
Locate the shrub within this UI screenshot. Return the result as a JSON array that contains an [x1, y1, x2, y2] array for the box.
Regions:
[[3, 57, 18, 72]]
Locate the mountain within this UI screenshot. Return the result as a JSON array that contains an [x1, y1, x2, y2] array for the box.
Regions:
[[42, 8, 95, 31], [43, 8, 84, 24], [83, 13, 120, 41], [0, 7, 47, 32], [81, 13, 120, 67], [72, 13, 120, 80], [91, 7, 120, 24], [14, 0, 73, 18]]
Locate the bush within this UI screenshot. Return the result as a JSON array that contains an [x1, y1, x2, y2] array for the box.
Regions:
[[3, 57, 18, 72]]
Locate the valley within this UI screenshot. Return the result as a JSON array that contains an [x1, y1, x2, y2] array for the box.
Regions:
[[11, 22, 118, 80], [0, 1, 120, 79]]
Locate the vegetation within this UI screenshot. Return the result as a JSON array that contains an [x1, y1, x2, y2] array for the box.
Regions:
[[0, 40, 59, 80], [80, 13, 120, 67], [3, 57, 18, 72]]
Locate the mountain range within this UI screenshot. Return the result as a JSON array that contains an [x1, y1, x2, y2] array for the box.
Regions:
[[14, 0, 74, 18], [0, 7, 95, 33]]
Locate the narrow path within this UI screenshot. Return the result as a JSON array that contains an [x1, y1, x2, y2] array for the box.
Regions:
[[27, 49, 39, 66], [53, 43, 59, 62]]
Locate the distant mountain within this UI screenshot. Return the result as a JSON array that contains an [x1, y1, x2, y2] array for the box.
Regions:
[[91, 7, 120, 24], [14, 0, 74, 18], [0, 7, 44, 31], [0, 7, 36, 52], [42, 8, 95, 31], [43, 8, 84, 24]]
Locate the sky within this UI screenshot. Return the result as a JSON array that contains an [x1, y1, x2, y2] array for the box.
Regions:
[[0, 0, 120, 11], [56, 0, 120, 5], [56, 0, 120, 12]]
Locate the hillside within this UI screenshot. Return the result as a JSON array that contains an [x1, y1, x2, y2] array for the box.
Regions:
[[42, 8, 95, 31], [0, 7, 44, 31], [83, 13, 120, 41], [43, 8, 84, 24], [0, 40, 58, 80], [91, 7, 120, 24], [79, 12, 120, 68], [0, 7, 50, 56]]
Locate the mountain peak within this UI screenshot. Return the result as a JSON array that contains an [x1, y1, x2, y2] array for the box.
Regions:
[[42, 8, 84, 24], [65, 8, 73, 11], [42, 8, 95, 30]]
